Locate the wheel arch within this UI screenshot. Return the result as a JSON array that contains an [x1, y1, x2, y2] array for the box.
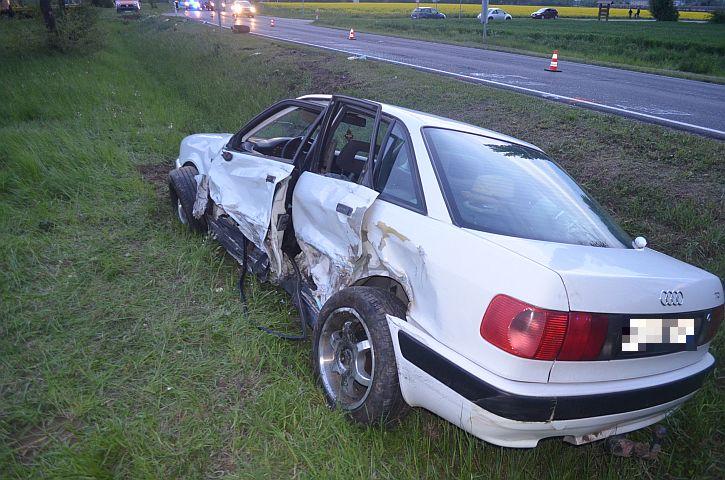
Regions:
[[352, 275, 410, 311], [180, 160, 200, 172]]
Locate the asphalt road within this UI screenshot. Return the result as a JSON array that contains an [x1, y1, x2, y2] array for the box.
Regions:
[[175, 11, 725, 140]]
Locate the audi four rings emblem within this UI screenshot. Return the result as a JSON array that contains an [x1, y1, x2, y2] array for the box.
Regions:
[[660, 290, 684, 306]]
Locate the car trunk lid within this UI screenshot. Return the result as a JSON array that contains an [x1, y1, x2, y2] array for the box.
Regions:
[[468, 231, 723, 381]]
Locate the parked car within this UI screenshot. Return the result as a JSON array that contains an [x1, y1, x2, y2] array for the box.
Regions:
[[231, 0, 255, 18], [410, 7, 446, 19], [168, 94, 721, 448], [477, 8, 512, 21], [115, 0, 140, 13], [531, 7, 558, 19]]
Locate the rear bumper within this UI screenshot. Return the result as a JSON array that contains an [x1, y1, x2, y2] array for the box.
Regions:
[[398, 331, 713, 422], [388, 316, 715, 447]]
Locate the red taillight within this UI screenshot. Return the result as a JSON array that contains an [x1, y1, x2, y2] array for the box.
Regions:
[[701, 305, 723, 344], [557, 312, 608, 360], [480, 295, 608, 361]]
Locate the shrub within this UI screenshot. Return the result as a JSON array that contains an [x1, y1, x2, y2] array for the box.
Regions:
[[47, 5, 102, 53], [649, 0, 679, 21], [709, 9, 725, 24]]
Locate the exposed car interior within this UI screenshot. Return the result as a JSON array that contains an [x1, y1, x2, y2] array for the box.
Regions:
[[317, 108, 376, 183], [241, 105, 321, 162]]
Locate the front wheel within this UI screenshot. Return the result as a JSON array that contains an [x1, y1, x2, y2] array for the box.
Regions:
[[313, 287, 409, 426], [168, 165, 207, 234]]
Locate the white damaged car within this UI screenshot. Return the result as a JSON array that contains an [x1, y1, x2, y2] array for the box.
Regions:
[[168, 95, 722, 448]]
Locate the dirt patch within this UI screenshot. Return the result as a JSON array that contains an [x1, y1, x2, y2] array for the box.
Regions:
[[207, 448, 238, 478], [278, 49, 366, 94], [137, 161, 174, 199], [137, 162, 173, 187], [13, 416, 80, 465]]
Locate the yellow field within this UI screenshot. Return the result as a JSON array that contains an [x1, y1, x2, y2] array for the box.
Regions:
[[263, 3, 711, 21]]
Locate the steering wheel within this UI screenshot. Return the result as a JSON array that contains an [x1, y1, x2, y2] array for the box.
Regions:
[[280, 136, 304, 159]]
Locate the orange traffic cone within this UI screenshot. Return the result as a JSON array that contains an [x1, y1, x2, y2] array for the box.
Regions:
[[270, 18, 276, 27], [348, 28, 356, 40], [546, 50, 561, 72]]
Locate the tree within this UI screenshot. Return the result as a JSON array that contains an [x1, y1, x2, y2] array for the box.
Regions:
[[39, 0, 56, 31], [649, 0, 679, 21]]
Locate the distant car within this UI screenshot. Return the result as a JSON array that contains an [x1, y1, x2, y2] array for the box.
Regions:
[[116, 0, 140, 12], [231, 0, 255, 18], [410, 7, 446, 20], [477, 8, 512, 22], [178, 0, 203, 10], [531, 8, 558, 19]]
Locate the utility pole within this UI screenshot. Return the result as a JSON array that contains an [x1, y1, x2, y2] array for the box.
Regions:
[[217, 0, 222, 31], [481, 0, 488, 44]]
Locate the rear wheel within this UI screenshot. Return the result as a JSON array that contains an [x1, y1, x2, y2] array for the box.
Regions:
[[313, 287, 409, 426], [168, 165, 207, 234]]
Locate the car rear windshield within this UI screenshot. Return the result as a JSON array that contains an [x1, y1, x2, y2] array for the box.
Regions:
[[423, 128, 632, 248]]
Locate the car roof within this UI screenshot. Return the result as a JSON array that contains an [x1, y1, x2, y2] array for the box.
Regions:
[[297, 94, 543, 152]]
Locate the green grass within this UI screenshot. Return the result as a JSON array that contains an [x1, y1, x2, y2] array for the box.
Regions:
[[261, 4, 725, 80], [1, 10, 724, 479]]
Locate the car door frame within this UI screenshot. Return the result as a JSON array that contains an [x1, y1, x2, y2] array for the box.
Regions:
[[209, 98, 326, 270], [371, 118, 428, 215], [298, 95, 383, 185], [226, 98, 326, 154], [290, 95, 387, 304]]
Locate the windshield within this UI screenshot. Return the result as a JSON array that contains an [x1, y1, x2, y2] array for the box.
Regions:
[[423, 128, 632, 248], [535, 8, 547, 13]]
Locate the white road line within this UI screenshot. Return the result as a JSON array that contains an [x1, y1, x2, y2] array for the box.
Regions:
[[195, 19, 725, 139]]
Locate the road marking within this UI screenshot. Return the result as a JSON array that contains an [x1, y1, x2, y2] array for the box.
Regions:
[[614, 105, 693, 116], [192, 17, 725, 140]]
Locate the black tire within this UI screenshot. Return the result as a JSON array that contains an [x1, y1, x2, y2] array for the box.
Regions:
[[313, 286, 409, 426], [168, 165, 207, 234]]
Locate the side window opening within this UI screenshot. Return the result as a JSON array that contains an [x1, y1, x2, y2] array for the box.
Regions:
[[236, 106, 321, 163], [245, 107, 318, 142], [315, 105, 388, 184], [373, 122, 423, 211]]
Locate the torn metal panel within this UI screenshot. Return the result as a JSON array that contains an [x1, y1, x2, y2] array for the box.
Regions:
[[356, 220, 431, 312], [208, 153, 294, 252], [292, 172, 379, 303], [192, 174, 210, 219], [351, 202, 440, 336], [264, 178, 291, 281]]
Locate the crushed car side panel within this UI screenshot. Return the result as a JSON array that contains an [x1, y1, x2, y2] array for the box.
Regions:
[[208, 154, 294, 254], [292, 172, 379, 305]]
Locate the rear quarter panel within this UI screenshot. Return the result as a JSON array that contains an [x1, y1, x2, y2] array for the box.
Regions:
[[359, 200, 569, 383]]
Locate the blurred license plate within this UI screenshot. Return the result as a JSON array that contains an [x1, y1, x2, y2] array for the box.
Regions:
[[622, 318, 695, 352]]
